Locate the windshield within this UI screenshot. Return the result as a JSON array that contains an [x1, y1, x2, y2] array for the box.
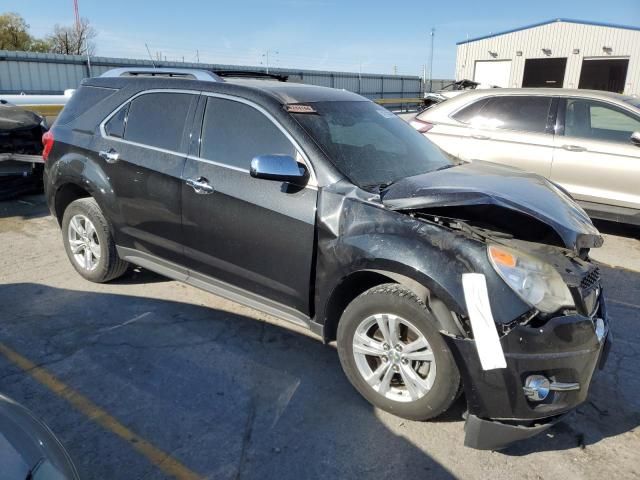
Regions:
[[291, 101, 453, 189]]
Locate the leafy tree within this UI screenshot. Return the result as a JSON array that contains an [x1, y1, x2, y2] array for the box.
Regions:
[[0, 12, 32, 50], [28, 38, 52, 53]]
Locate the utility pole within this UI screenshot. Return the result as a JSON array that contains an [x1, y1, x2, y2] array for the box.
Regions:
[[74, 0, 92, 76], [358, 62, 362, 93], [422, 64, 427, 95], [145, 43, 156, 67], [393, 65, 398, 76], [196, 49, 200, 63], [428, 28, 435, 93], [262, 50, 278, 74]]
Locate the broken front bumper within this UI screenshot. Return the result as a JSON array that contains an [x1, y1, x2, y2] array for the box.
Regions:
[[444, 297, 610, 450]]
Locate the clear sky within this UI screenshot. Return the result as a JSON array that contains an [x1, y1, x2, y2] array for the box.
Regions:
[[12, 0, 640, 78]]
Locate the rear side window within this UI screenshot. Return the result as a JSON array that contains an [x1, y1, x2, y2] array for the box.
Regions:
[[124, 92, 194, 152], [450, 98, 490, 123], [55, 86, 117, 125], [200, 97, 295, 169], [455, 96, 551, 133], [104, 103, 129, 138]]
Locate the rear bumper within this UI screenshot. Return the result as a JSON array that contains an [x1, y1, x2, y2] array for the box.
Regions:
[[444, 296, 610, 450]]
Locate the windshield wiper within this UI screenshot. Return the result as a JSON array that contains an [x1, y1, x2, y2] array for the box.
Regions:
[[362, 180, 396, 193], [434, 164, 456, 171]]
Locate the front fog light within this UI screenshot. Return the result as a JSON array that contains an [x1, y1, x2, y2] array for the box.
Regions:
[[523, 375, 551, 401], [488, 245, 575, 314], [524, 374, 580, 401]]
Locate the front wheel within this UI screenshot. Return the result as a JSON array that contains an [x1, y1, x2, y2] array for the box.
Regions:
[[337, 284, 460, 420]]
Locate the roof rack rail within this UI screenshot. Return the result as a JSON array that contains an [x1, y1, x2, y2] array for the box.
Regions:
[[214, 70, 288, 82], [100, 68, 223, 82]]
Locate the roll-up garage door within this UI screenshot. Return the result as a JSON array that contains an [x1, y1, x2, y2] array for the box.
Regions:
[[473, 60, 512, 88]]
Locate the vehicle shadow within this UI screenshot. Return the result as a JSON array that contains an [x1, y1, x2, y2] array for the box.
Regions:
[[0, 193, 50, 220], [0, 282, 458, 479]]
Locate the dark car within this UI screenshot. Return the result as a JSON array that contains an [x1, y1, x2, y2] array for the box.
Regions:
[[0, 101, 47, 200], [0, 393, 79, 479], [43, 68, 610, 450]]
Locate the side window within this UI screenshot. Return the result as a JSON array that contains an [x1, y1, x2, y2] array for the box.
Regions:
[[565, 99, 640, 143], [450, 98, 490, 123], [459, 96, 551, 133], [200, 97, 295, 169], [124, 92, 194, 152], [104, 103, 129, 138]]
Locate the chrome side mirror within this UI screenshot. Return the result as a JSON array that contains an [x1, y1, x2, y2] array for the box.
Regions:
[[631, 131, 640, 147], [250, 155, 307, 185]]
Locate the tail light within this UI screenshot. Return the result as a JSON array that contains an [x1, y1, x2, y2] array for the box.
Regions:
[[42, 130, 54, 161], [409, 118, 434, 133]]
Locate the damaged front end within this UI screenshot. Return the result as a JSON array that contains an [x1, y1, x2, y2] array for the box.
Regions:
[[380, 162, 610, 450], [0, 102, 47, 200]]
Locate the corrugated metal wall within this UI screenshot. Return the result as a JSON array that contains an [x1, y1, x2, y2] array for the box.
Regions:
[[455, 21, 640, 95], [0, 50, 431, 101]]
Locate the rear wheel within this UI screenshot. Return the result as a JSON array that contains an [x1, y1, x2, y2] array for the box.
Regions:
[[337, 284, 460, 420], [61, 198, 128, 283]]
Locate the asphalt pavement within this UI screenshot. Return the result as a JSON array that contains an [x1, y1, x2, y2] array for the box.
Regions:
[[0, 194, 639, 479]]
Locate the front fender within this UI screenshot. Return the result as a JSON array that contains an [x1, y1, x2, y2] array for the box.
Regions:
[[314, 186, 529, 329]]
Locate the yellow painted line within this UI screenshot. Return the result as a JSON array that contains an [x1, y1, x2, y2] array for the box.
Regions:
[[0, 342, 202, 480]]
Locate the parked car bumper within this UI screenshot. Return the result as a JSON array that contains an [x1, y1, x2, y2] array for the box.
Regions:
[[443, 294, 611, 450]]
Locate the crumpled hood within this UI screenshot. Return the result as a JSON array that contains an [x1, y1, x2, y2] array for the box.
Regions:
[[381, 161, 603, 251]]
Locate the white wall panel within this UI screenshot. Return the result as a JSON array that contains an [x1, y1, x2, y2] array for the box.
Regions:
[[455, 20, 640, 95]]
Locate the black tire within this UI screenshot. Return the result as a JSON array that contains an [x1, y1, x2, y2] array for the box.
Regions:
[[337, 283, 460, 421], [61, 198, 129, 283]]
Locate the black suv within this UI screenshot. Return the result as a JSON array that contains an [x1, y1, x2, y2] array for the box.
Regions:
[[44, 68, 610, 450]]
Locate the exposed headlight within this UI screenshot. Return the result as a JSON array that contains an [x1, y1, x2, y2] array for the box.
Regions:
[[488, 245, 574, 314]]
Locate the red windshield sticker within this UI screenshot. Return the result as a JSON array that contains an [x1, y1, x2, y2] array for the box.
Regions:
[[286, 104, 317, 114]]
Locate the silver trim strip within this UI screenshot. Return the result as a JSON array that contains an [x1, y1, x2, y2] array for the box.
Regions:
[[186, 155, 247, 173], [100, 67, 222, 82]]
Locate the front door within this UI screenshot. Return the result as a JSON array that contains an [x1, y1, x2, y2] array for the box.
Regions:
[[95, 90, 198, 263], [181, 95, 317, 314], [552, 97, 640, 210]]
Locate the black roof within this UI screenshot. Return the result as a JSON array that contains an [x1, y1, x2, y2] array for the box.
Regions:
[[84, 75, 366, 105]]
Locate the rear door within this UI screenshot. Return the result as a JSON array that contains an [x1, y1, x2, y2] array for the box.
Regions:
[[180, 94, 317, 314], [96, 89, 198, 264], [456, 95, 556, 177], [551, 97, 640, 210]]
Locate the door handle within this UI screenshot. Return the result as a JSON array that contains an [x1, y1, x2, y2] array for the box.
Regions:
[[562, 144, 586, 152], [99, 149, 120, 163], [186, 177, 215, 194], [471, 134, 490, 140]]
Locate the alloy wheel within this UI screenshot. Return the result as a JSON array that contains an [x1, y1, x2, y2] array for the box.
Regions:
[[352, 313, 436, 402], [68, 214, 101, 271]]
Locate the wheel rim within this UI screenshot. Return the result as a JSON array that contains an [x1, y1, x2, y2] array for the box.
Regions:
[[68, 214, 101, 271], [352, 313, 436, 403]]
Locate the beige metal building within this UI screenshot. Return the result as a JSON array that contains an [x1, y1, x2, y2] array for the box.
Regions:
[[455, 19, 640, 95]]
